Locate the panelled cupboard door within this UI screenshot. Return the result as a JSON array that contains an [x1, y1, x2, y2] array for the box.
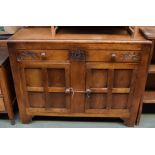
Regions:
[[20, 62, 71, 113], [85, 62, 138, 114]]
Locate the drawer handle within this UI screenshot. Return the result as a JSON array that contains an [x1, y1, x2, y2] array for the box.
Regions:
[[111, 53, 116, 61], [17, 56, 22, 62], [41, 52, 46, 59], [65, 88, 93, 98]]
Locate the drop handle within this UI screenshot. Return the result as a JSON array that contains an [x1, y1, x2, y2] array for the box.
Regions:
[[111, 53, 116, 61], [86, 89, 92, 98], [65, 88, 71, 94], [65, 88, 74, 98]]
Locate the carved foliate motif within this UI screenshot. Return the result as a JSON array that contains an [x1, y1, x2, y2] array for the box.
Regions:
[[17, 51, 38, 62], [120, 52, 141, 61], [69, 48, 85, 61]]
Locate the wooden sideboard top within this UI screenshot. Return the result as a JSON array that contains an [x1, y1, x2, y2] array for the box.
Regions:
[[140, 27, 155, 40], [8, 27, 151, 43]]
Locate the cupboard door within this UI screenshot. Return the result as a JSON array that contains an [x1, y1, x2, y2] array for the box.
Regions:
[[85, 63, 137, 113], [20, 62, 71, 113]]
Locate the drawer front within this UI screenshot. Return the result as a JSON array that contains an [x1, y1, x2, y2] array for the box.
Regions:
[[0, 97, 5, 112], [16, 50, 69, 61], [0, 89, 2, 95], [16, 49, 141, 63], [86, 50, 141, 62]]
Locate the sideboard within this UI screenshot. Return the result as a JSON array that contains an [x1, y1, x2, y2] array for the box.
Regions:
[[0, 40, 15, 124], [7, 27, 152, 126]]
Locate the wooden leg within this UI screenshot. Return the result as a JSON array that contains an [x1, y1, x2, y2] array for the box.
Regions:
[[136, 98, 143, 125], [122, 118, 135, 127], [20, 114, 32, 124], [6, 104, 15, 125], [123, 99, 144, 127]]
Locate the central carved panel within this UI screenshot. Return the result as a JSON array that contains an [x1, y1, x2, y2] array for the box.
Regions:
[[69, 48, 85, 61]]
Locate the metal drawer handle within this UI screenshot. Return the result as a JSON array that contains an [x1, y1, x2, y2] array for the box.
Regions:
[[65, 88, 74, 98], [86, 89, 92, 98], [65, 88, 71, 94], [65, 88, 92, 98]]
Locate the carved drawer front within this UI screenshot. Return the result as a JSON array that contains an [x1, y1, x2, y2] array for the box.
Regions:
[[16, 49, 141, 63], [16, 50, 69, 62], [0, 97, 5, 112], [86, 50, 141, 62], [20, 63, 71, 113]]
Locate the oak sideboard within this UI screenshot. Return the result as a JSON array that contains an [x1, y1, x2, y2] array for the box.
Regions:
[[7, 27, 152, 126]]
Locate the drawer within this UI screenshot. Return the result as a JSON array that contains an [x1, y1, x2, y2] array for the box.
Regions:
[[86, 50, 141, 62], [0, 88, 2, 95], [0, 97, 5, 112], [16, 50, 69, 61], [17, 49, 141, 63]]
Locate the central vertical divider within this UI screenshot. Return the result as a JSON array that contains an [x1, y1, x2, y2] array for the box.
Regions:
[[70, 62, 86, 113], [70, 49, 86, 113]]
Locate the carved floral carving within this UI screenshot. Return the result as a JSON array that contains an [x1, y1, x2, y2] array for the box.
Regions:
[[120, 52, 141, 61], [17, 51, 38, 61], [69, 48, 85, 61]]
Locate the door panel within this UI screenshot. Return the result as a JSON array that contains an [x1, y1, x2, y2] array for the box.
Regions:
[[46, 92, 67, 108], [47, 68, 65, 87], [112, 94, 128, 109], [25, 68, 43, 87], [20, 62, 71, 113], [88, 93, 107, 109], [86, 62, 137, 112], [114, 69, 132, 88], [28, 92, 45, 108], [91, 69, 108, 88]]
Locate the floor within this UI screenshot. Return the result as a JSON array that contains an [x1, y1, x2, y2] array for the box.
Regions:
[[0, 105, 155, 128], [0, 113, 154, 128]]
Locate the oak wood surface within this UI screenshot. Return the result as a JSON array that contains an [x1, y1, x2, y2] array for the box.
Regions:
[[0, 46, 15, 124], [7, 27, 152, 126]]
